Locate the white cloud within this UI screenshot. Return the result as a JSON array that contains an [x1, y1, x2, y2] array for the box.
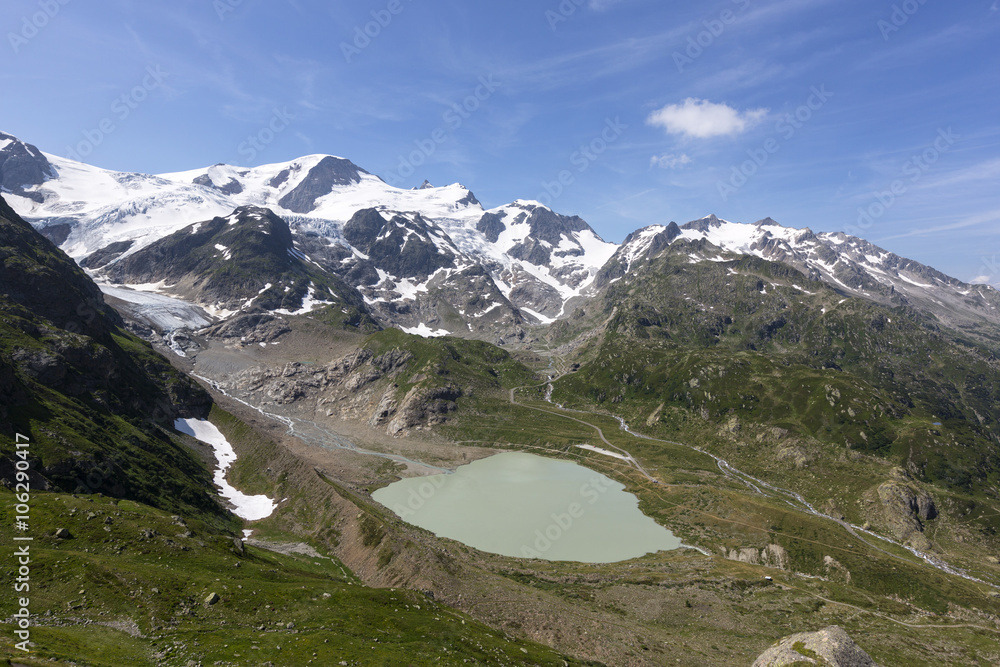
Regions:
[[646, 98, 768, 139], [650, 153, 692, 169]]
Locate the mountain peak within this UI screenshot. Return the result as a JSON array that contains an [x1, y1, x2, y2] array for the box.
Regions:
[[681, 214, 726, 233], [511, 199, 550, 211], [0, 131, 54, 202], [754, 217, 782, 227], [277, 156, 370, 213]]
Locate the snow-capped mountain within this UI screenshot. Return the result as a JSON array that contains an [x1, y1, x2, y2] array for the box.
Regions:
[[603, 215, 1000, 344], [0, 131, 615, 337], [3, 129, 998, 347]]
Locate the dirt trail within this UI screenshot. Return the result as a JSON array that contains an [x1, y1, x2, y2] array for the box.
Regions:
[[508, 371, 999, 592]]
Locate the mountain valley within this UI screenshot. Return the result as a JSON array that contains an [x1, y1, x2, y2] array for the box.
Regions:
[[3, 130, 1000, 666]]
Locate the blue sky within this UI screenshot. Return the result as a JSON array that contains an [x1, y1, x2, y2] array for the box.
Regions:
[[2, 0, 998, 284]]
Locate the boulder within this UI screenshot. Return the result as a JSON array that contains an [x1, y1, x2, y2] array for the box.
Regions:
[[753, 626, 879, 666]]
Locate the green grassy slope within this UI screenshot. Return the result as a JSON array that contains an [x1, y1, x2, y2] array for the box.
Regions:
[[0, 490, 597, 667], [0, 195, 225, 523]]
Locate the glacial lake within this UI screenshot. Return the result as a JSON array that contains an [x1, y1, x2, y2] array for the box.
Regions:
[[372, 451, 680, 563]]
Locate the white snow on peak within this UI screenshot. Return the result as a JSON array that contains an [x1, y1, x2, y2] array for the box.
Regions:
[[620, 225, 666, 271], [401, 323, 451, 337], [681, 219, 759, 254]]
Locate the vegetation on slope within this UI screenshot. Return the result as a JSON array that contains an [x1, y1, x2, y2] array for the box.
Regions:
[[0, 195, 223, 522]]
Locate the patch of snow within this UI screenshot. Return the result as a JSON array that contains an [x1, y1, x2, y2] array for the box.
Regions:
[[621, 226, 665, 272], [520, 307, 555, 324], [477, 303, 501, 317], [202, 303, 237, 319], [401, 323, 450, 337], [173, 419, 277, 521], [576, 444, 631, 461], [120, 280, 174, 293], [897, 274, 934, 288], [274, 282, 326, 316]]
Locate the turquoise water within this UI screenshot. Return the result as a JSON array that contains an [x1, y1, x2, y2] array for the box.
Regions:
[[372, 451, 680, 563]]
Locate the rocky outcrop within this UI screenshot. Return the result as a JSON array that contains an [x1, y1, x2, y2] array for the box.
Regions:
[[203, 313, 291, 345], [79, 240, 135, 269], [476, 211, 506, 243], [277, 156, 367, 213], [232, 345, 465, 436], [864, 469, 937, 549], [753, 626, 879, 666], [386, 384, 463, 436], [0, 194, 216, 514], [0, 131, 52, 202], [723, 543, 788, 570], [823, 555, 852, 584], [342, 209, 456, 280]]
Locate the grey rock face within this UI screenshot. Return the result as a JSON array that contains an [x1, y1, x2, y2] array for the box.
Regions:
[[80, 240, 135, 269], [874, 479, 937, 545], [753, 626, 880, 666], [194, 172, 244, 195], [342, 208, 456, 280], [278, 156, 368, 213], [0, 132, 53, 202], [476, 212, 506, 243]]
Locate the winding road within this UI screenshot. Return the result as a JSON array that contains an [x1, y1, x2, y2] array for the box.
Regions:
[[507, 371, 999, 592]]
